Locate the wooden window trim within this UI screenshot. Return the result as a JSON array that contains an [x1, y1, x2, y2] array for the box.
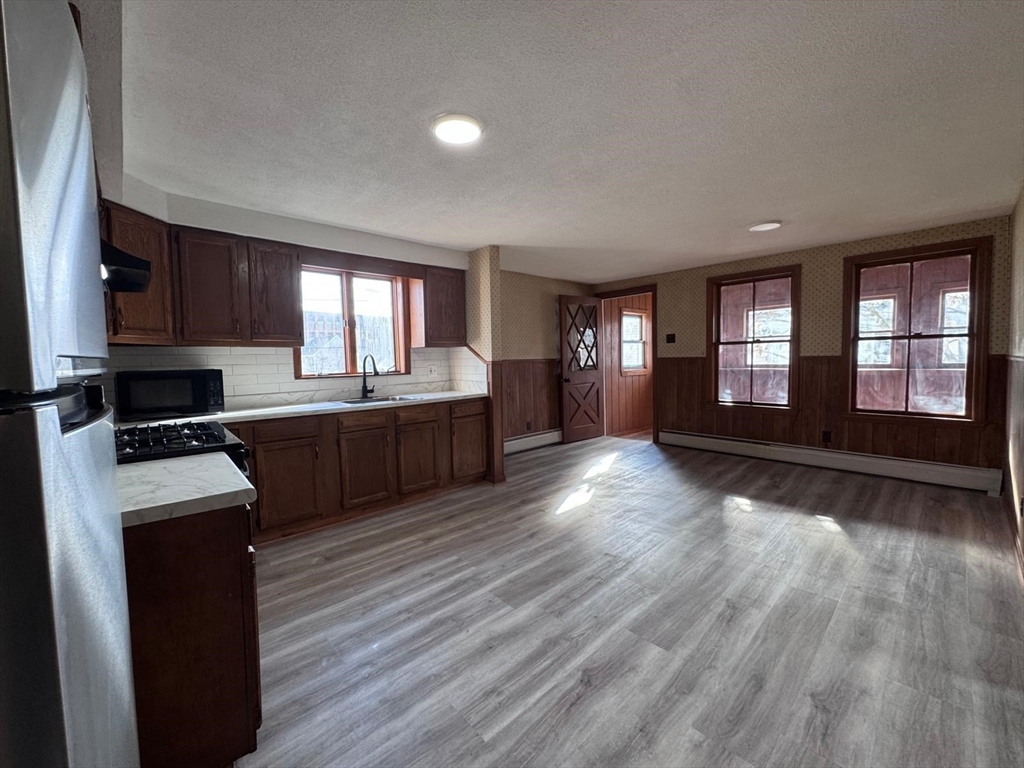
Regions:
[[706, 264, 802, 410], [841, 237, 991, 423], [620, 307, 650, 376], [293, 268, 411, 379]]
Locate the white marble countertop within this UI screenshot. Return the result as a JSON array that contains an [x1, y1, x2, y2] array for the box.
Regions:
[[118, 452, 257, 528], [119, 390, 487, 427]]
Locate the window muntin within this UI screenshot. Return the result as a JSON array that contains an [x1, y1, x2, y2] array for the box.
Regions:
[[297, 269, 403, 377], [621, 311, 646, 371], [711, 272, 796, 407], [851, 252, 974, 417]]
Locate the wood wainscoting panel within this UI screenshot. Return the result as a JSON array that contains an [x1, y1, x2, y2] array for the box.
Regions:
[[603, 293, 654, 436], [656, 355, 1008, 469], [501, 359, 560, 440]]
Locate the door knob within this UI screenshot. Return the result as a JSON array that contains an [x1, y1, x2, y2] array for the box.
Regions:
[[563, 377, 571, 382]]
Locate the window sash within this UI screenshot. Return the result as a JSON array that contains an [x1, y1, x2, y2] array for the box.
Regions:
[[711, 274, 795, 406], [621, 310, 647, 372], [297, 268, 402, 378], [850, 251, 976, 418]]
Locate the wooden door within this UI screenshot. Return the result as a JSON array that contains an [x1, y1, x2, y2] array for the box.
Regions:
[[451, 413, 487, 479], [176, 229, 248, 344], [396, 421, 441, 494], [253, 438, 321, 529], [339, 427, 396, 508], [423, 267, 467, 346], [107, 203, 175, 345], [248, 241, 303, 345], [559, 295, 605, 443]]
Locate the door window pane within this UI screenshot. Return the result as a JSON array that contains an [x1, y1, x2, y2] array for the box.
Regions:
[[300, 271, 346, 376], [622, 312, 645, 370], [567, 304, 598, 371], [352, 276, 396, 372]]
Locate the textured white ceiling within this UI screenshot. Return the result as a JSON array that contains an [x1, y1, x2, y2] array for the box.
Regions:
[[123, 0, 1024, 282]]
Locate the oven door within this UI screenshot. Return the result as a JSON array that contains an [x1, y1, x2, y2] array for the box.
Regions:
[[115, 369, 223, 420]]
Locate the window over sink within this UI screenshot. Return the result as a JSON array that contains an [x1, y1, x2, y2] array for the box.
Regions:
[[296, 268, 408, 378]]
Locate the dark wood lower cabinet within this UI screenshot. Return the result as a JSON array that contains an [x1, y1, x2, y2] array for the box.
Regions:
[[226, 397, 490, 541], [396, 420, 442, 494], [253, 437, 321, 528], [339, 426, 396, 508], [452, 412, 488, 480], [123, 505, 260, 768]]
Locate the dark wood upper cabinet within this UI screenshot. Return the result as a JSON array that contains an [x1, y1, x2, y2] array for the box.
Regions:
[[106, 203, 175, 345], [248, 241, 303, 345], [339, 426, 396, 508], [422, 267, 466, 346], [253, 438, 321, 530], [396, 421, 442, 494], [452, 412, 487, 480], [175, 228, 248, 344]]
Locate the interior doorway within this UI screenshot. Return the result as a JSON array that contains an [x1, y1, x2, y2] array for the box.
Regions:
[[597, 287, 656, 441]]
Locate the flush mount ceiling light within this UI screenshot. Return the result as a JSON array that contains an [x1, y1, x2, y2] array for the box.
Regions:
[[749, 221, 783, 232], [431, 114, 482, 145]]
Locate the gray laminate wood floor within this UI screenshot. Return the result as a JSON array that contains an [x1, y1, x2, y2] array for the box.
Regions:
[[239, 437, 1024, 768]]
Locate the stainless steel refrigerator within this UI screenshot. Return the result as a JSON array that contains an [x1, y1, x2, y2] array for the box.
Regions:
[[0, 1, 140, 766]]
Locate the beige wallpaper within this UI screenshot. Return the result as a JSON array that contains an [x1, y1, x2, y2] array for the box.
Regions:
[[466, 245, 501, 361], [1011, 190, 1024, 360], [500, 270, 592, 360], [596, 217, 1012, 357]]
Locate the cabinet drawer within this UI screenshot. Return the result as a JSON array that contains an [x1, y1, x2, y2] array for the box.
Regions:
[[253, 417, 319, 443], [337, 409, 393, 433], [394, 404, 440, 425], [451, 399, 486, 418]]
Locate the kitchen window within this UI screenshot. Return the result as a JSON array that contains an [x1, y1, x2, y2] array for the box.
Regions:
[[707, 265, 801, 407], [843, 238, 990, 419], [295, 268, 408, 377], [621, 309, 649, 373]]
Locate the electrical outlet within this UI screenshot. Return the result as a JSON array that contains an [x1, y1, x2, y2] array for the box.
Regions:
[[666, 333, 676, 343], [821, 430, 832, 444], [427, 364, 438, 376]]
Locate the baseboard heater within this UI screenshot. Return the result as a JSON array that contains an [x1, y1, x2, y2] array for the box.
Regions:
[[658, 430, 1003, 496], [504, 429, 562, 455]]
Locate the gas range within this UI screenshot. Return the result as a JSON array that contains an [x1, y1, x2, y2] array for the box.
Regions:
[[114, 421, 248, 473]]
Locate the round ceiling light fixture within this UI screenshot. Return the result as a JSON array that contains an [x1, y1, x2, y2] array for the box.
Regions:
[[749, 220, 783, 232], [431, 114, 483, 145]]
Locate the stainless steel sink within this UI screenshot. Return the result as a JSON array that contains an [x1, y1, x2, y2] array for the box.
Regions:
[[336, 395, 424, 405]]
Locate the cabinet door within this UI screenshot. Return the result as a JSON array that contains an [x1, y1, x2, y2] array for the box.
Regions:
[[123, 506, 258, 768], [396, 421, 441, 494], [248, 241, 303, 345], [176, 229, 248, 344], [423, 267, 466, 346], [107, 203, 175, 345], [253, 438, 321, 529], [339, 426, 396, 508], [452, 413, 487, 480]]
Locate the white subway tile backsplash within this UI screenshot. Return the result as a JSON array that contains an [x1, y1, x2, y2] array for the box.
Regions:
[[104, 344, 456, 415]]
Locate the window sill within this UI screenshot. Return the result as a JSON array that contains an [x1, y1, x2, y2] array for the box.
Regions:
[[710, 401, 798, 413], [296, 370, 410, 380], [620, 368, 649, 377], [841, 411, 980, 428]]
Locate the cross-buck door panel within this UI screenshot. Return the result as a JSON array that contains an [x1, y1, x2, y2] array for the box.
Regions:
[[559, 295, 605, 443]]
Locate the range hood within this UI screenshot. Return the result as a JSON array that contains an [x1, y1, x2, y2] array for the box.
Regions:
[[101, 239, 151, 293]]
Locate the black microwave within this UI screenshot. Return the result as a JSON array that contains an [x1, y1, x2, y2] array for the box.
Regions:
[[115, 369, 225, 420]]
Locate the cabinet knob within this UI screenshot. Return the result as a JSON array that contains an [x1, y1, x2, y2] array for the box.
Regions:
[[314, 443, 319, 460], [234, 319, 240, 335], [116, 307, 126, 332]]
